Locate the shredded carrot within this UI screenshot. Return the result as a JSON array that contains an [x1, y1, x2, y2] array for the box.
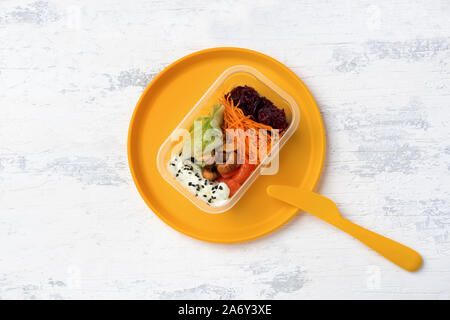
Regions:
[[220, 94, 281, 163]]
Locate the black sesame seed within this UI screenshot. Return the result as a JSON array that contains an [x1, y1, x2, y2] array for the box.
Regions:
[[219, 186, 223, 190], [203, 195, 207, 197]]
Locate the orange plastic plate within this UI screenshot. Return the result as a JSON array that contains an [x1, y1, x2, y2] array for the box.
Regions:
[[127, 47, 326, 243]]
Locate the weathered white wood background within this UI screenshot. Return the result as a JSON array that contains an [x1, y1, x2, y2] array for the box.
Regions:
[[1, 0, 449, 299]]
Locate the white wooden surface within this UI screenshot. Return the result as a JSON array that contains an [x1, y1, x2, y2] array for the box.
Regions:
[[1, 0, 449, 299]]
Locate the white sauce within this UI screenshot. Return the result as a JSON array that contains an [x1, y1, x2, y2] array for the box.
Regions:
[[168, 155, 230, 207]]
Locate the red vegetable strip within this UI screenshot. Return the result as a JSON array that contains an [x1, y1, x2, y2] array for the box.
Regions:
[[231, 163, 257, 184]]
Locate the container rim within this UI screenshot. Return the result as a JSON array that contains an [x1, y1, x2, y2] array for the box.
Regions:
[[156, 64, 300, 213]]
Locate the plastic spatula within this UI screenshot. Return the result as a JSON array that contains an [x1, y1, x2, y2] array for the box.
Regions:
[[267, 185, 422, 271]]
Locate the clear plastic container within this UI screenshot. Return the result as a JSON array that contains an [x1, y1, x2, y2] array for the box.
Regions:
[[156, 65, 300, 213]]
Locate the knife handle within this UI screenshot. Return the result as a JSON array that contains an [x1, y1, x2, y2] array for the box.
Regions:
[[332, 215, 422, 271], [267, 186, 423, 272]]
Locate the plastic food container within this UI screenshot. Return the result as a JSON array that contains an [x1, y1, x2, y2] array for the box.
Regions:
[[156, 65, 300, 213]]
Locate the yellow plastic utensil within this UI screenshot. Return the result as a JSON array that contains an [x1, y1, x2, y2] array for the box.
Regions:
[[267, 185, 422, 271]]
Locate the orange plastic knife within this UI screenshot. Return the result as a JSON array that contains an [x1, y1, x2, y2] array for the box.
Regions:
[[267, 185, 422, 271]]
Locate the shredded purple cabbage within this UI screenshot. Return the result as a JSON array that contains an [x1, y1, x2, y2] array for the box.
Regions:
[[228, 86, 289, 130]]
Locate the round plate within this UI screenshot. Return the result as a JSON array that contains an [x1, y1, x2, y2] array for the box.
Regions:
[[128, 47, 326, 243]]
